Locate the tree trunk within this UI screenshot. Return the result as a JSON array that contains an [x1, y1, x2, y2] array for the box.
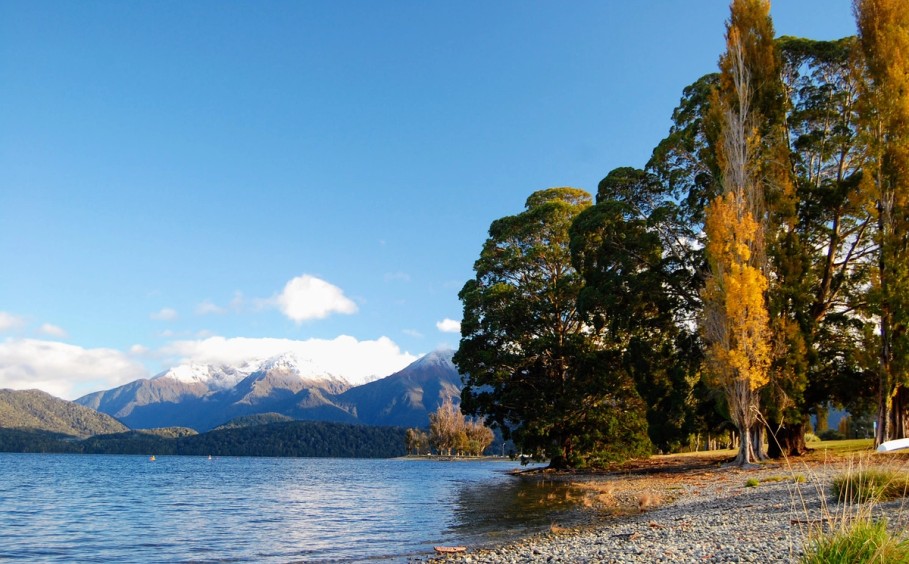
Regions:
[[813, 405, 829, 434], [730, 425, 759, 466], [891, 384, 909, 440], [767, 421, 808, 458], [750, 424, 766, 461], [876, 346, 891, 446]]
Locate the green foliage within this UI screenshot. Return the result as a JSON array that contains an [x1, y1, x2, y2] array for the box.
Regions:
[[570, 168, 703, 454], [0, 389, 128, 438], [745, 477, 760, 488], [778, 33, 875, 439], [832, 469, 909, 503], [0, 428, 82, 453], [647, 72, 721, 222], [456, 187, 652, 468], [214, 413, 294, 430], [801, 519, 909, 564], [175, 421, 407, 458], [1, 421, 408, 458], [820, 429, 847, 441], [139, 427, 198, 438]]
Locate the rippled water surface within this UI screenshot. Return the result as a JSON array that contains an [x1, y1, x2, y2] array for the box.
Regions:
[[0, 453, 578, 562]]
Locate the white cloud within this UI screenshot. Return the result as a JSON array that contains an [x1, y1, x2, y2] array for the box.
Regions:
[[39, 323, 68, 338], [195, 300, 225, 316], [129, 344, 150, 356], [229, 291, 245, 312], [274, 274, 358, 323], [436, 318, 462, 333], [150, 307, 178, 321], [158, 334, 416, 385], [403, 329, 424, 339], [0, 312, 25, 333], [0, 338, 149, 400]]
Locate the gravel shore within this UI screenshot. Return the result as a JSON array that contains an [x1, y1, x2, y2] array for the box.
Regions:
[[429, 458, 909, 563]]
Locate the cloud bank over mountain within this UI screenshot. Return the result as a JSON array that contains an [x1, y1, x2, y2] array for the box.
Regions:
[[0, 271, 432, 399], [1, 331, 418, 400], [0, 338, 148, 400]]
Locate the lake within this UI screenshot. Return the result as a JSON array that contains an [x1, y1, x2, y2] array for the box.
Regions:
[[0, 453, 583, 562]]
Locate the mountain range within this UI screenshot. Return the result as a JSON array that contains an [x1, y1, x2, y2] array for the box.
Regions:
[[74, 348, 462, 432]]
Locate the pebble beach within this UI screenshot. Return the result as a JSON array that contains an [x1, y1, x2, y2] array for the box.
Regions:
[[430, 455, 909, 563]]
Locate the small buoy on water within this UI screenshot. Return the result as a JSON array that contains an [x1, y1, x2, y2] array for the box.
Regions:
[[149, 455, 156, 462]]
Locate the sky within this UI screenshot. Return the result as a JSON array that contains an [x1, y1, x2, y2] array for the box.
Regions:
[[1, 1, 859, 400]]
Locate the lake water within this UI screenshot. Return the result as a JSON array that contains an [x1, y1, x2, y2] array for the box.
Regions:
[[0, 453, 582, 562]]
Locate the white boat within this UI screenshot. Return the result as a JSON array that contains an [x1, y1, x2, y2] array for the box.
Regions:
[[876, 438, 909, 452]]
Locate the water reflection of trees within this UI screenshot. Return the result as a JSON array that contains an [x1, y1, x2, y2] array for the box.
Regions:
[[448, 476, 588, 543]]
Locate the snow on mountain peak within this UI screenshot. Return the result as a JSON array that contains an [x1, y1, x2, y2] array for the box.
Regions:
[[154, 363, 253, 390], [413, 348, 455, 369], [258, 352, 350, 386], [260, 352, 312, 373], [155, 352, 351, 390]]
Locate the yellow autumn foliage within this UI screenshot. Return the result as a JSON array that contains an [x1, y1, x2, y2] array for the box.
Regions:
[[703, 190, 771, 392]]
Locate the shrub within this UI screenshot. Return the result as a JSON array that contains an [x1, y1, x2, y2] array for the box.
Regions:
[[801, 519, 909, 563], [819, 429, 846, 441], [745, 477, 760, 488], [832, 469, 909, 503]]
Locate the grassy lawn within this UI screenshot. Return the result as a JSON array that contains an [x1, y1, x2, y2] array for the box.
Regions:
[[808, 438, 875, 457]]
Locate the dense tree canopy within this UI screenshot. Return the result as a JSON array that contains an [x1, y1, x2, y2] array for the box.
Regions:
[[455, 188, 651, 468], [0, 421, 408, 458], [451, 0, 909, 468], [856, 0, 909, 444], [570, 168, 703, 453]]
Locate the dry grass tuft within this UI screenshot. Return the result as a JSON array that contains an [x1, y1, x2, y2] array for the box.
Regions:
[[637, 491, 663, 510]]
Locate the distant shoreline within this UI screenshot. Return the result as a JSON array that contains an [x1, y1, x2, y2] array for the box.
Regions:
[[398, 454, 529, 463]]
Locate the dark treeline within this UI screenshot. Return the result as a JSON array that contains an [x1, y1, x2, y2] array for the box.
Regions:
[[0, 421, 408, 458]]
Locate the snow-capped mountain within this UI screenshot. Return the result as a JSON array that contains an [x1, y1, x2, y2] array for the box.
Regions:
[[338, 348, 461, 428], [153, 353, 349, 392], [75, 349, 460, 432], [153, 362, 255, 390]]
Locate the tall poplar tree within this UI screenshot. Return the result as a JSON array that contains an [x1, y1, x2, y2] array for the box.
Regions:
[[855, 0, 909, 444], [702, 0, 777, 466]]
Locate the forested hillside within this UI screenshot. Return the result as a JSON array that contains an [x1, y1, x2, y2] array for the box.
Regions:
[[0, 419, 407, 458], [0, 389, 128, 437]]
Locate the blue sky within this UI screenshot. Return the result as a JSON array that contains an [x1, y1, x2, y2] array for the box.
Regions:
[[1, 1, 857, 399]]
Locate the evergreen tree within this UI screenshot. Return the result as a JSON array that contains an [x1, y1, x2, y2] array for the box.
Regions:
[[774, 36, 878, 455], [855, 0, 909, 444], [570, 167, 703, 453], [456, 188, 651, 468]]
